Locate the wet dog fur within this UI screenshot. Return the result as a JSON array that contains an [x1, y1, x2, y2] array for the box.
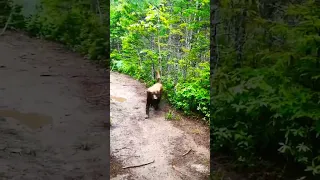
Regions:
[[145, 71, 163, 119]]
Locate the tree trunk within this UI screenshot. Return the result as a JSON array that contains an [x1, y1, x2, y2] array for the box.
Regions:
[[210, 0, 219, 173]]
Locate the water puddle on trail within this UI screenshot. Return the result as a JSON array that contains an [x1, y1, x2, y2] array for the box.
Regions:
[[0, 109, 52, 129], [111, 96, 127, 103]]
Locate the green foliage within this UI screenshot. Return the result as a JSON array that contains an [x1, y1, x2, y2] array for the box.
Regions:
[[0, 0, 12, 26], [212, 0, 320, 178], [0, 0, 25, 29], [165, 110, 181, 121], [111, 0, 210, 121], [21, 0, 108, 63]]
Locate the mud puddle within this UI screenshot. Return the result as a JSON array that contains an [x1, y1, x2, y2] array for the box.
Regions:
[[0, 109, 52, 129], [111, 96, 127, 102]]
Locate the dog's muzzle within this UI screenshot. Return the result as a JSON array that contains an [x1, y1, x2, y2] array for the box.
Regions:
[[153, 94, 158, 99]]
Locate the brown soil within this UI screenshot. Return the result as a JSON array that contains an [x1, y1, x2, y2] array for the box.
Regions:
[[110, 72, 210, 179], [0, 31, 109, 180]]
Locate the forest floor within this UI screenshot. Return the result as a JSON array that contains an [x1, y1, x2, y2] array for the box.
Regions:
[[110, 72, 210, 180], [0, 31, 109, 180]]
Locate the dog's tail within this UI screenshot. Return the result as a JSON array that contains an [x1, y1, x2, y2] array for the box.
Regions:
[[156, 70, 161, 83]]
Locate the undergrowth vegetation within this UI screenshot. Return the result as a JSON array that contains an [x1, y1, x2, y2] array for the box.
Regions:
[[1, 0, 109, 65], [111, 0, 210, 121], [0, 0, 24, 32], [211, 0, 320, 179]]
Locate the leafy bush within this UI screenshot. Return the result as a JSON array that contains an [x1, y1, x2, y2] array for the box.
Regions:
[[23, 0, 108, 63], [212, 0, 320, 177], [0, 0, 25, 30], [111, 0, 210, 121]]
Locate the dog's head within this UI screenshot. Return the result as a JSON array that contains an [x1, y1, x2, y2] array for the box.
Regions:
[[147, 83, 163, 100]]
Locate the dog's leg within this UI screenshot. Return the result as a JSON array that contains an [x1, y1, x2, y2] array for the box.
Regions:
[[145, 93, 151, 119], [146, 103, 150, 119], [154, 99, 160, 110], [156, 92, 162, 110]]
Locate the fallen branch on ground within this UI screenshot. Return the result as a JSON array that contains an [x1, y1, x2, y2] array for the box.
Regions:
[[40, 74, 85, 78], [40, 74, 60, 77], [114, 147, 132, 153], [122, 84, 140, 86], [182, 149, 192, 156], [122, 160, 155, 169]]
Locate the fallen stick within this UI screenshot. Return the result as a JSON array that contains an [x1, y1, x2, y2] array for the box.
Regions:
[[172, 165, 185, 175], [122, 160, 155, 169], [40, 74, 60, 77], [182, 149, 192, 156]]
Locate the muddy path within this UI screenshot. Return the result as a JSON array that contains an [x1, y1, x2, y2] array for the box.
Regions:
[[0, 31, 109, 180], [110, 73, 210, 179]]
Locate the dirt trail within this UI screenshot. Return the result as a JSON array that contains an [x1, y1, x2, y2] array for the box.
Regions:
[[110, 73, 210, 179], [0, 31, 210, 180], [0, 31, 109, 180]]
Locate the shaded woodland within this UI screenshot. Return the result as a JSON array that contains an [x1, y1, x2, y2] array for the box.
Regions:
[[211, 0, 320, 179], [1, 0, 109, 64]]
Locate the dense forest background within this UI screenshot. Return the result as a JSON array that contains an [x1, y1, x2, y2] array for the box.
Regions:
[[110, 0, 320, 178], [211, 0, 320, 179], [110, 0, 210, 121], [1, 0, 320, 179]]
